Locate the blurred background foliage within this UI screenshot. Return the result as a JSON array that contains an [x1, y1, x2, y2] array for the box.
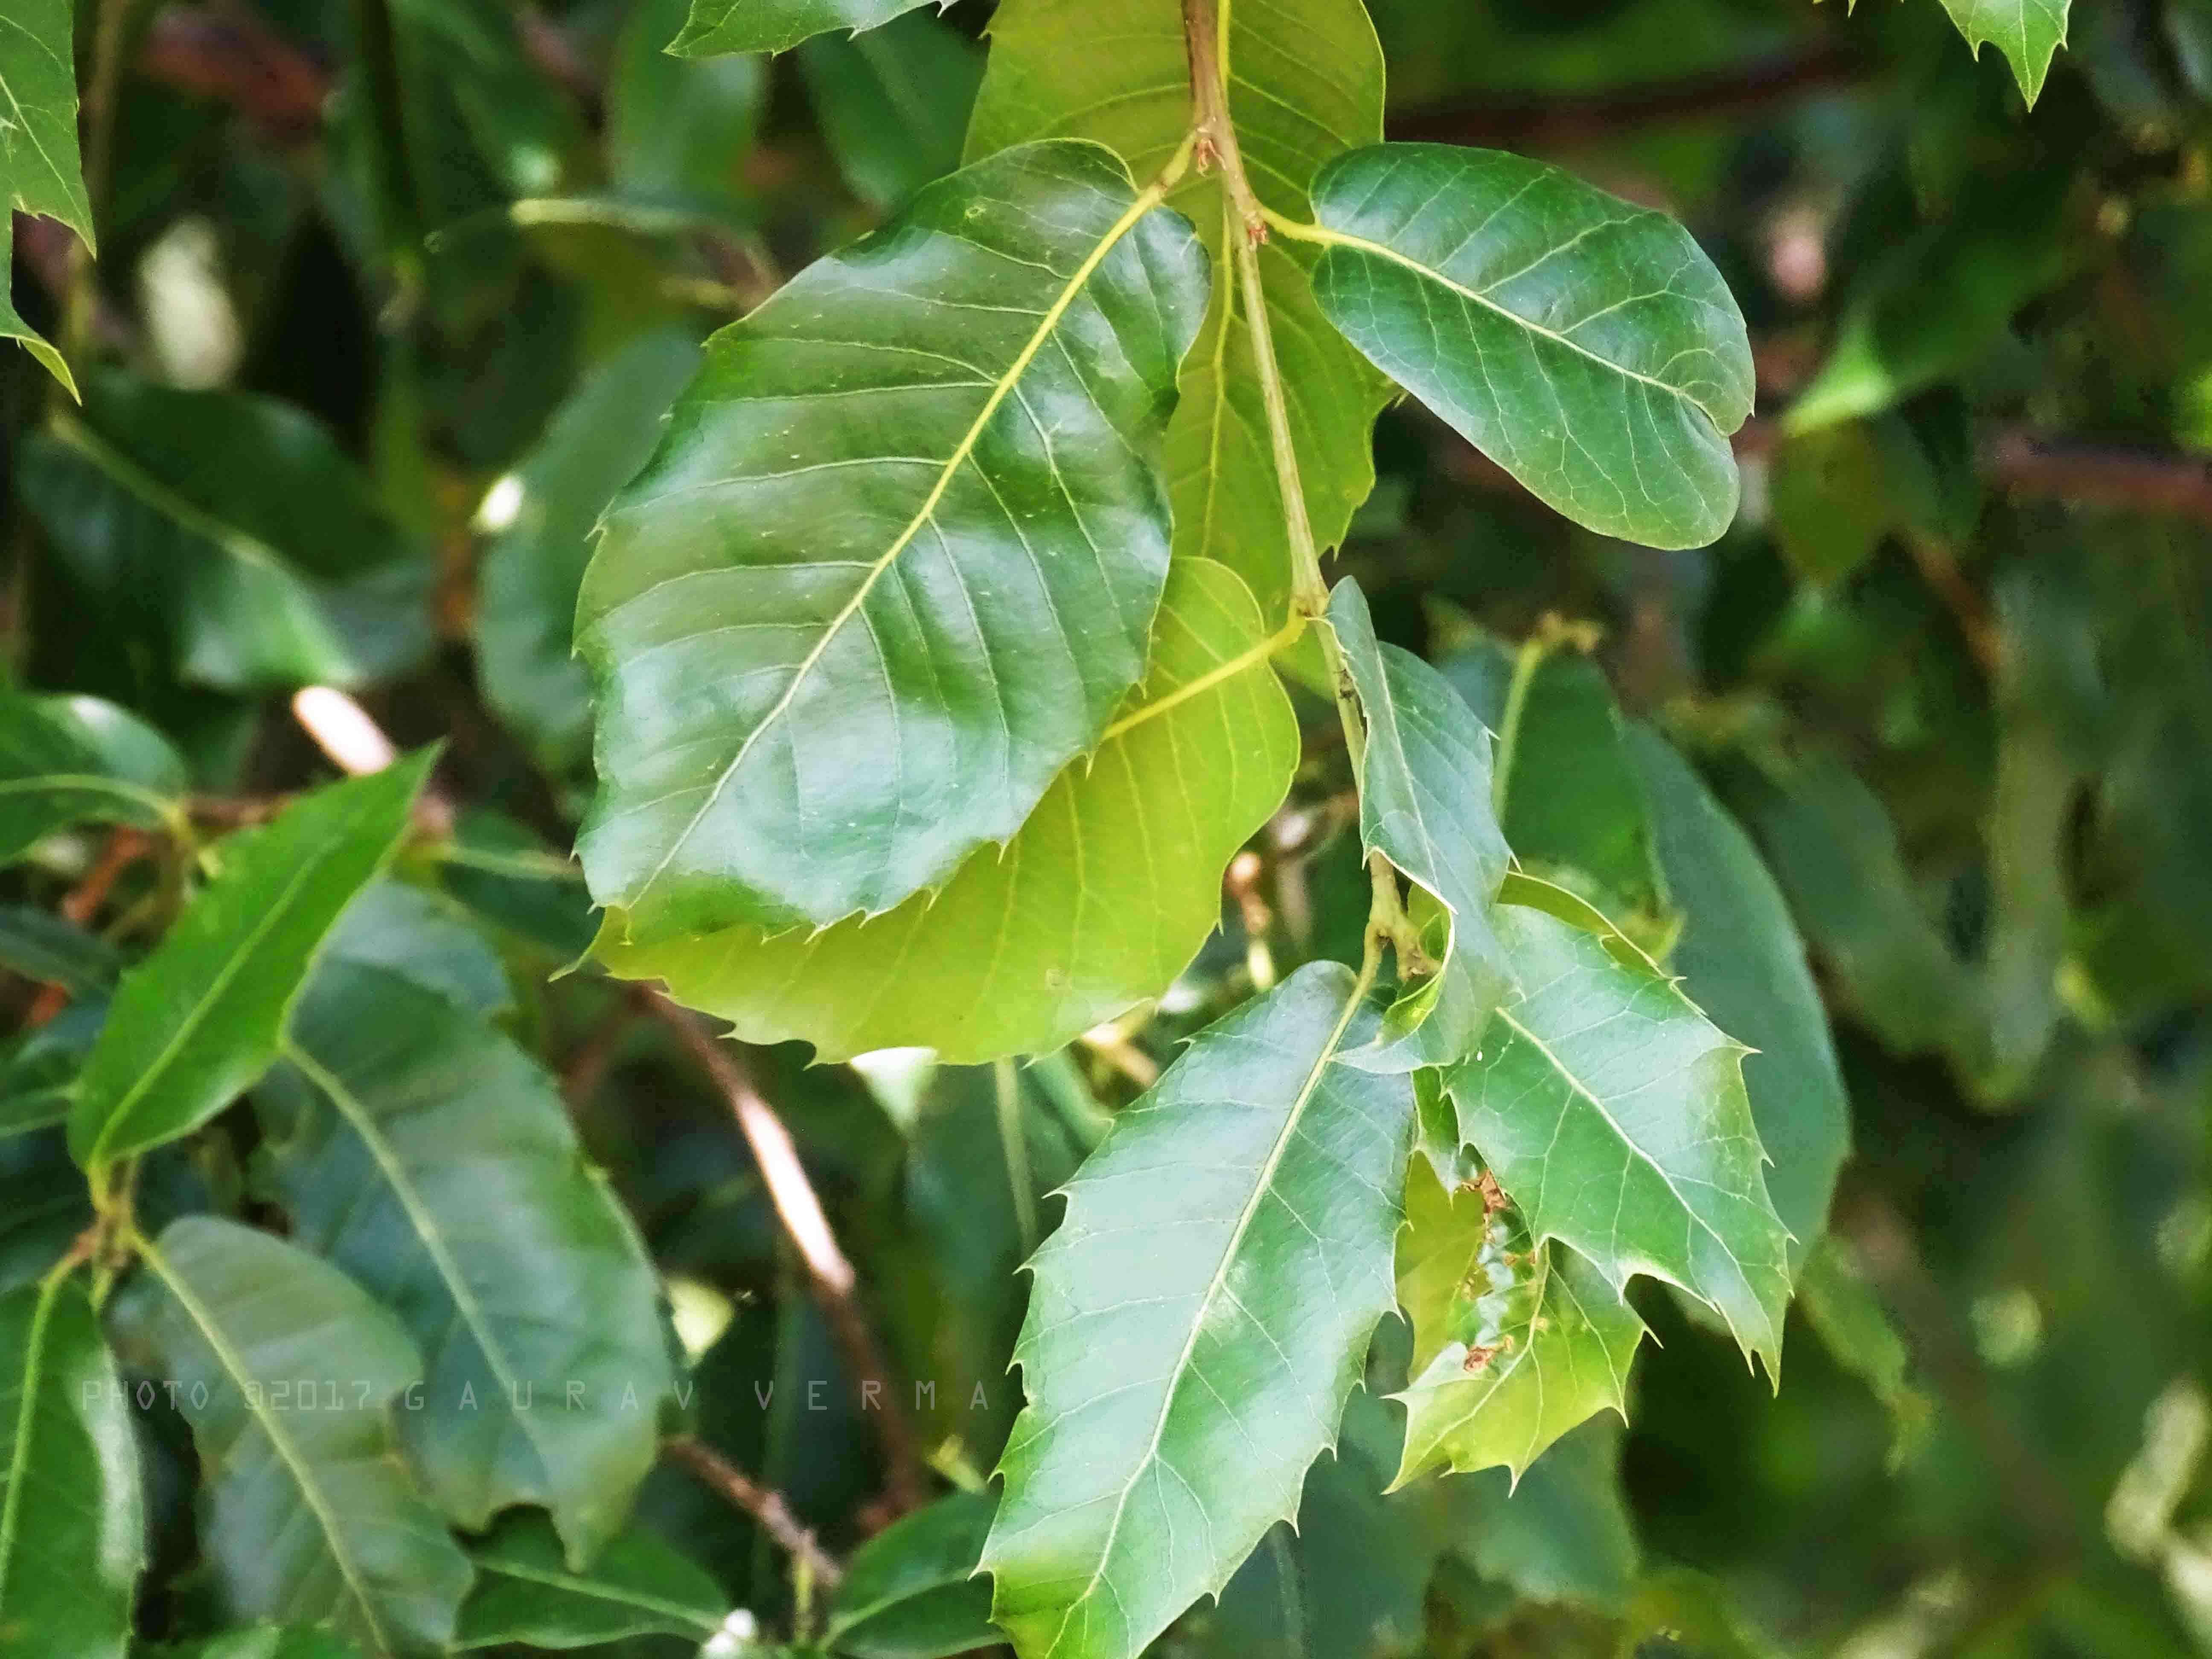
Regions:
[[9, 0, 2212, 1653]]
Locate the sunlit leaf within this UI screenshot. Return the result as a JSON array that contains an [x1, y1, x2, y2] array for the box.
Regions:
[[1327, 578, 1512, 1070], [1934, 0, 2070, 102], [670, 0, 947, 56], [1392, 1159, 1642, 1486], [1443, 893, 1792, 1373], [594, 558, 1295, 1063], [982, 961, 1416, 1659], [1302, 142, 1754, 549], [577, 139, 1208, 940], [968, 0, 1391, 636], [0, 0, 90, 393]]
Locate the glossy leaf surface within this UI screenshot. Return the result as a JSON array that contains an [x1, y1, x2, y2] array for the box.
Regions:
[[69, 754, 432, 1175], [114, 1218, 473, 1656], [1329, 578, 1512, 1070], [1305, 143, 1754, 550], [1392, 1161, 1643, 1486], [1935, 0, 2070, 101], [670, 0, 944, 55], [1443, 898, 1791, 1372], [0, 0, 89, 392], [981, 962, 1416, 1659], [264, 961, 671, 1566], [0, 1276, 142, 1659], [968, 0, 1391, 631], [594, 559, 1296, 1062], [578, 139, 1208, 940]]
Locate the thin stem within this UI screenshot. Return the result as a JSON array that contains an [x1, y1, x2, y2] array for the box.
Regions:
[[1491, 614, 1602, 820], [644, 990, 927, 1513], [663, 1435, 844, 1590], [1097, 612, 1305, 742], [993, 1059, 1039, 1256], [1180, 0, 1412, 954]]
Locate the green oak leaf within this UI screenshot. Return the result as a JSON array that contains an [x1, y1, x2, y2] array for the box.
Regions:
[[593, 558, 1296, 1064], [670, 0, 946, 56], [981, 961, 1416, 1659], [261, 961, 672, 1567], [454, 1511, 728, 1650], [68, 753, 433, 1177], [1624, 728, 1848, 1275], [0, 0, 92, 394], [577, 139, 1208, 942], [1299, 142, 1755, 550], [0, 690, 187, 866], [1443, 892, 1792, 1374], [1327, 578, 1512, 1071], [824, 1489, 1001, 1658], [1936, 0, 2069, 102], [968, 0, 1392, 639], [0, 1275, 143, 1658], [477, 328, 702, 777], [111, 1217, 474, 1656], [1391, 1159, 1644, 1487]]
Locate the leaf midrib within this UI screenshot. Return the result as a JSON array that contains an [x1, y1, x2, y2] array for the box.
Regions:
[[468, 1554, 724, 1640], [1043, 970, 1367, 1650], [281, 1038, 559, 1500], [1278, 213, 1713, 411], [0, 1274, 64, 1617], [141, 1234, 395, 1654], [83, 786, 387, 1169], [627, 164, 1174, 917], [1492, 1001, 1749, 1280]]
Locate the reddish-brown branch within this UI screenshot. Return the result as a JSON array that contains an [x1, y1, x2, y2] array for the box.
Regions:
[[1436, 416, 2212, 533], [22, 828, 151, 1026], [643, 990, 927, 1513], [1387, 39, 1870, 148], [139, 8, 331, 141], [1982, 430, 2212, 529], [664, 1435, 844, 1589]]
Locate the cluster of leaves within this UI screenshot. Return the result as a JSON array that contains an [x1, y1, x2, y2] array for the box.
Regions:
[[9, 0, 2212, 1654]]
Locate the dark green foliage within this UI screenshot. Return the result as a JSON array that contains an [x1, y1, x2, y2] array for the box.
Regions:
[[8, 0, 2212, 1655]]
